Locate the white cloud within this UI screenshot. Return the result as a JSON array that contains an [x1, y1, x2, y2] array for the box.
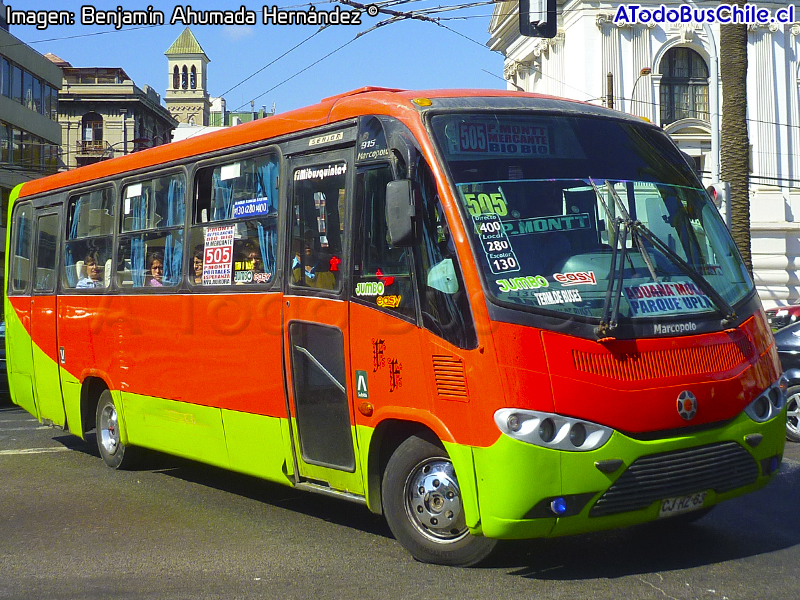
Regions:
[[222, 26, 255, 41]]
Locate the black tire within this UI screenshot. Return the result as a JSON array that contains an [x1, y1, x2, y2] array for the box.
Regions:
[[786, 386, 800, 443], [381, 434, 497, 567], [95, 390, 141, 469]]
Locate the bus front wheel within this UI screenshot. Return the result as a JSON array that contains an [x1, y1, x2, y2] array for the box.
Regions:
[[95, 390, 140, 470], [382, 435, 496, 566]]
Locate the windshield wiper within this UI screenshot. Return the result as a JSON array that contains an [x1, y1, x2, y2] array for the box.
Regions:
[[632, 224, 737, 327], [589, 179, 628, 338], [589, 179, 737, 339]]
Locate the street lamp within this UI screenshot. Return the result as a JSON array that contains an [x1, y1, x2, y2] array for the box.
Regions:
[[630, 67, 652, 116]]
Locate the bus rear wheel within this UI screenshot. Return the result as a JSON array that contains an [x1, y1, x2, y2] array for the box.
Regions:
[[382, 435, 496, 566], [95, 390, 140, 470]]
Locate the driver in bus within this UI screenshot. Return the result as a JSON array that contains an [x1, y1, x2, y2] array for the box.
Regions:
[[292, 232, 335, 290]]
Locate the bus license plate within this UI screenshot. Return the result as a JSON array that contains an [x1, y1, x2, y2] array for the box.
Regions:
[[658, 492, 706, 518]]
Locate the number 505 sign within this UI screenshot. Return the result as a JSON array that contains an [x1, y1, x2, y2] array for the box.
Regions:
[[205, 246, 232, 264], [203, 225, 235, 285]]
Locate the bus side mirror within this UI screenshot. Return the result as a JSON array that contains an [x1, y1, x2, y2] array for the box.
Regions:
[[386, 179, 416, 247]]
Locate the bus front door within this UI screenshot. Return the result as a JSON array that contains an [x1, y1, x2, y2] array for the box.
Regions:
[[283, 149, 364, 496], [30, 209, 66, 427]]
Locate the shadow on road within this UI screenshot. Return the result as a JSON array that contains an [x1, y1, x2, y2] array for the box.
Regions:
[[497, 462, 800, 578], [51, 423, 800, 575], [54, 432, 394, 539]]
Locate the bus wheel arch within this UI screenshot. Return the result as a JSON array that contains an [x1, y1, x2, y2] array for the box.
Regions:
[[377, 428, 497, 566], [80, 376, 110, 438], [367, 419, 435, 515]]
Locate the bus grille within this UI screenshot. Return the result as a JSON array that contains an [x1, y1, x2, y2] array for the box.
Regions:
[[590, 441, 758, 517], [572, 339, 752, 381], [432, 355, 468, 401]]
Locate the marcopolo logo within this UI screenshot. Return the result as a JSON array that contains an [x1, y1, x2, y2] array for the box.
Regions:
[[654, 322, 698, 335], [677, 390, 698, 421]]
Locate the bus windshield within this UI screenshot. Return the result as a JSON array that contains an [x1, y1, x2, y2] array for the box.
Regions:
[[431, 113, 753, 322]]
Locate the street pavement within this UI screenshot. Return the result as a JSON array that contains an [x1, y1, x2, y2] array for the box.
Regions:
[[0, 396, 798, 600]]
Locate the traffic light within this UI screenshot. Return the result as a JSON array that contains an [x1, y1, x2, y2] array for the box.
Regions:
[[706, 182, 730, 209], [519, 0, 557, 38]]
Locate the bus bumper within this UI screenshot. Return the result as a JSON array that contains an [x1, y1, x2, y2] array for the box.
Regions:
[[471, 411, 786, 540]]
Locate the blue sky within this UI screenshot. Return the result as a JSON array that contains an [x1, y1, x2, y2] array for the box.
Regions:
[[12, 0, 507, 113]]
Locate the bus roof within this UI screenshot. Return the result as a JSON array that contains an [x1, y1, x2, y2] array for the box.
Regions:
[[19, 87, 591, 198]]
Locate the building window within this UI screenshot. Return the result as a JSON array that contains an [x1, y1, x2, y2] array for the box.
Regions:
[[659, 47, 709, 126], [172, 65, 179, 90], [181, 65, 188, 89], [22, 70, 33, 110], [190, 66, 197, 89], [0, 58, 8, 97], [81, 112, 104, 151], [0, 123, 8, 163], [11, 65, 22, 103]]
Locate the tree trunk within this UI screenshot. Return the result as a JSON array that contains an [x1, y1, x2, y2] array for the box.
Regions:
[[719, 1, 751, 275]]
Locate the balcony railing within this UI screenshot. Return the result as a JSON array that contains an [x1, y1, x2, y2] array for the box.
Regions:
[[76, 140, 111, 156]]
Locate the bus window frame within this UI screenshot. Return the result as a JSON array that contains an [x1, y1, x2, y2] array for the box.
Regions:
[[116, 166, 190, 292], [32, 208, 62, 295], [351, 162, 419, 326], [61, 182, 118, 295], [187, 145, 284, 293], [284, 147, 354, 301], [8, 200, 34, 296]]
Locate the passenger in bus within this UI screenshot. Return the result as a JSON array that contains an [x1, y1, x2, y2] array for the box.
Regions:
[[192, 246, 204, 285], [76, 252, 104, 288], [292, 234, 335, 290], [147, 252, 164, 287], [241, 240, 264, 274]]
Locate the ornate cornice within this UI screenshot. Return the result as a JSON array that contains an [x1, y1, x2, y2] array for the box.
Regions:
[[748, 22, 780, 33], [503, 60, 530, 81]]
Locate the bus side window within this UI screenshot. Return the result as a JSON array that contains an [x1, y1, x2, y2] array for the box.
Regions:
[[117, 172, 185, 289], [63, 187, 114, 291], [352, 165, 415, 320], [413, 159, 478, 350], [290, 162, 346, 292], [10, 203, 33, 294], [191, 153, 279, 287]]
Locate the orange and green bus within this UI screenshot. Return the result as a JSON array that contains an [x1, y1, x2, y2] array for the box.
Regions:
[[4, 88, 787, 566]]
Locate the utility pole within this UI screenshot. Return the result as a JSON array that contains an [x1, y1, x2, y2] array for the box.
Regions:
[[720, 1, 751, 275]]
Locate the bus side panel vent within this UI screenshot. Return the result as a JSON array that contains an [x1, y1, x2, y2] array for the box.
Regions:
[[432, 355, 469, 402]]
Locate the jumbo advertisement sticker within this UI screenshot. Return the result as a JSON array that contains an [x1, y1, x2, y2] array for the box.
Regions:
[[624, 281, 713, 316], [202, 225, 235, 286]]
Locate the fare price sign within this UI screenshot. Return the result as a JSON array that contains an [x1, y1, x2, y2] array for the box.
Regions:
[[203, 225, 235, 286], [474, 213, 520, 275]]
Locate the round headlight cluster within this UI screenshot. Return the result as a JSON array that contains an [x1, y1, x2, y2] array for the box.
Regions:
[[744, 377, 787, 423], [495, 409, 614, 452]]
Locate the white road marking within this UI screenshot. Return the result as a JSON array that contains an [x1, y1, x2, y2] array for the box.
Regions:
[[0, 447, 71, 456], [0, 426, 54, 431]]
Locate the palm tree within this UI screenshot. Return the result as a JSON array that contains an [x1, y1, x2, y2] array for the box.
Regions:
[[719, 1, 751, 275]]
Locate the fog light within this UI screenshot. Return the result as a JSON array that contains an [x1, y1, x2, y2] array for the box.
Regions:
[[550, 497, 567, 515], [539, 418, 556, 443], [569, 423, 587, 447], [507, 414, 522, 432], [753, 396, 770, 419]]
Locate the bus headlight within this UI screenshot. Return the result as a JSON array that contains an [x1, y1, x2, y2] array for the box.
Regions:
[[494, 409, 614, 452], [744, 378, 787, 423]]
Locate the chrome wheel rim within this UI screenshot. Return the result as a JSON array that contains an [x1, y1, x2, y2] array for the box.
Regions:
[[787, 393, 800, 438], [404, 458, 469, 544], [99, 404, 120, 456]]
